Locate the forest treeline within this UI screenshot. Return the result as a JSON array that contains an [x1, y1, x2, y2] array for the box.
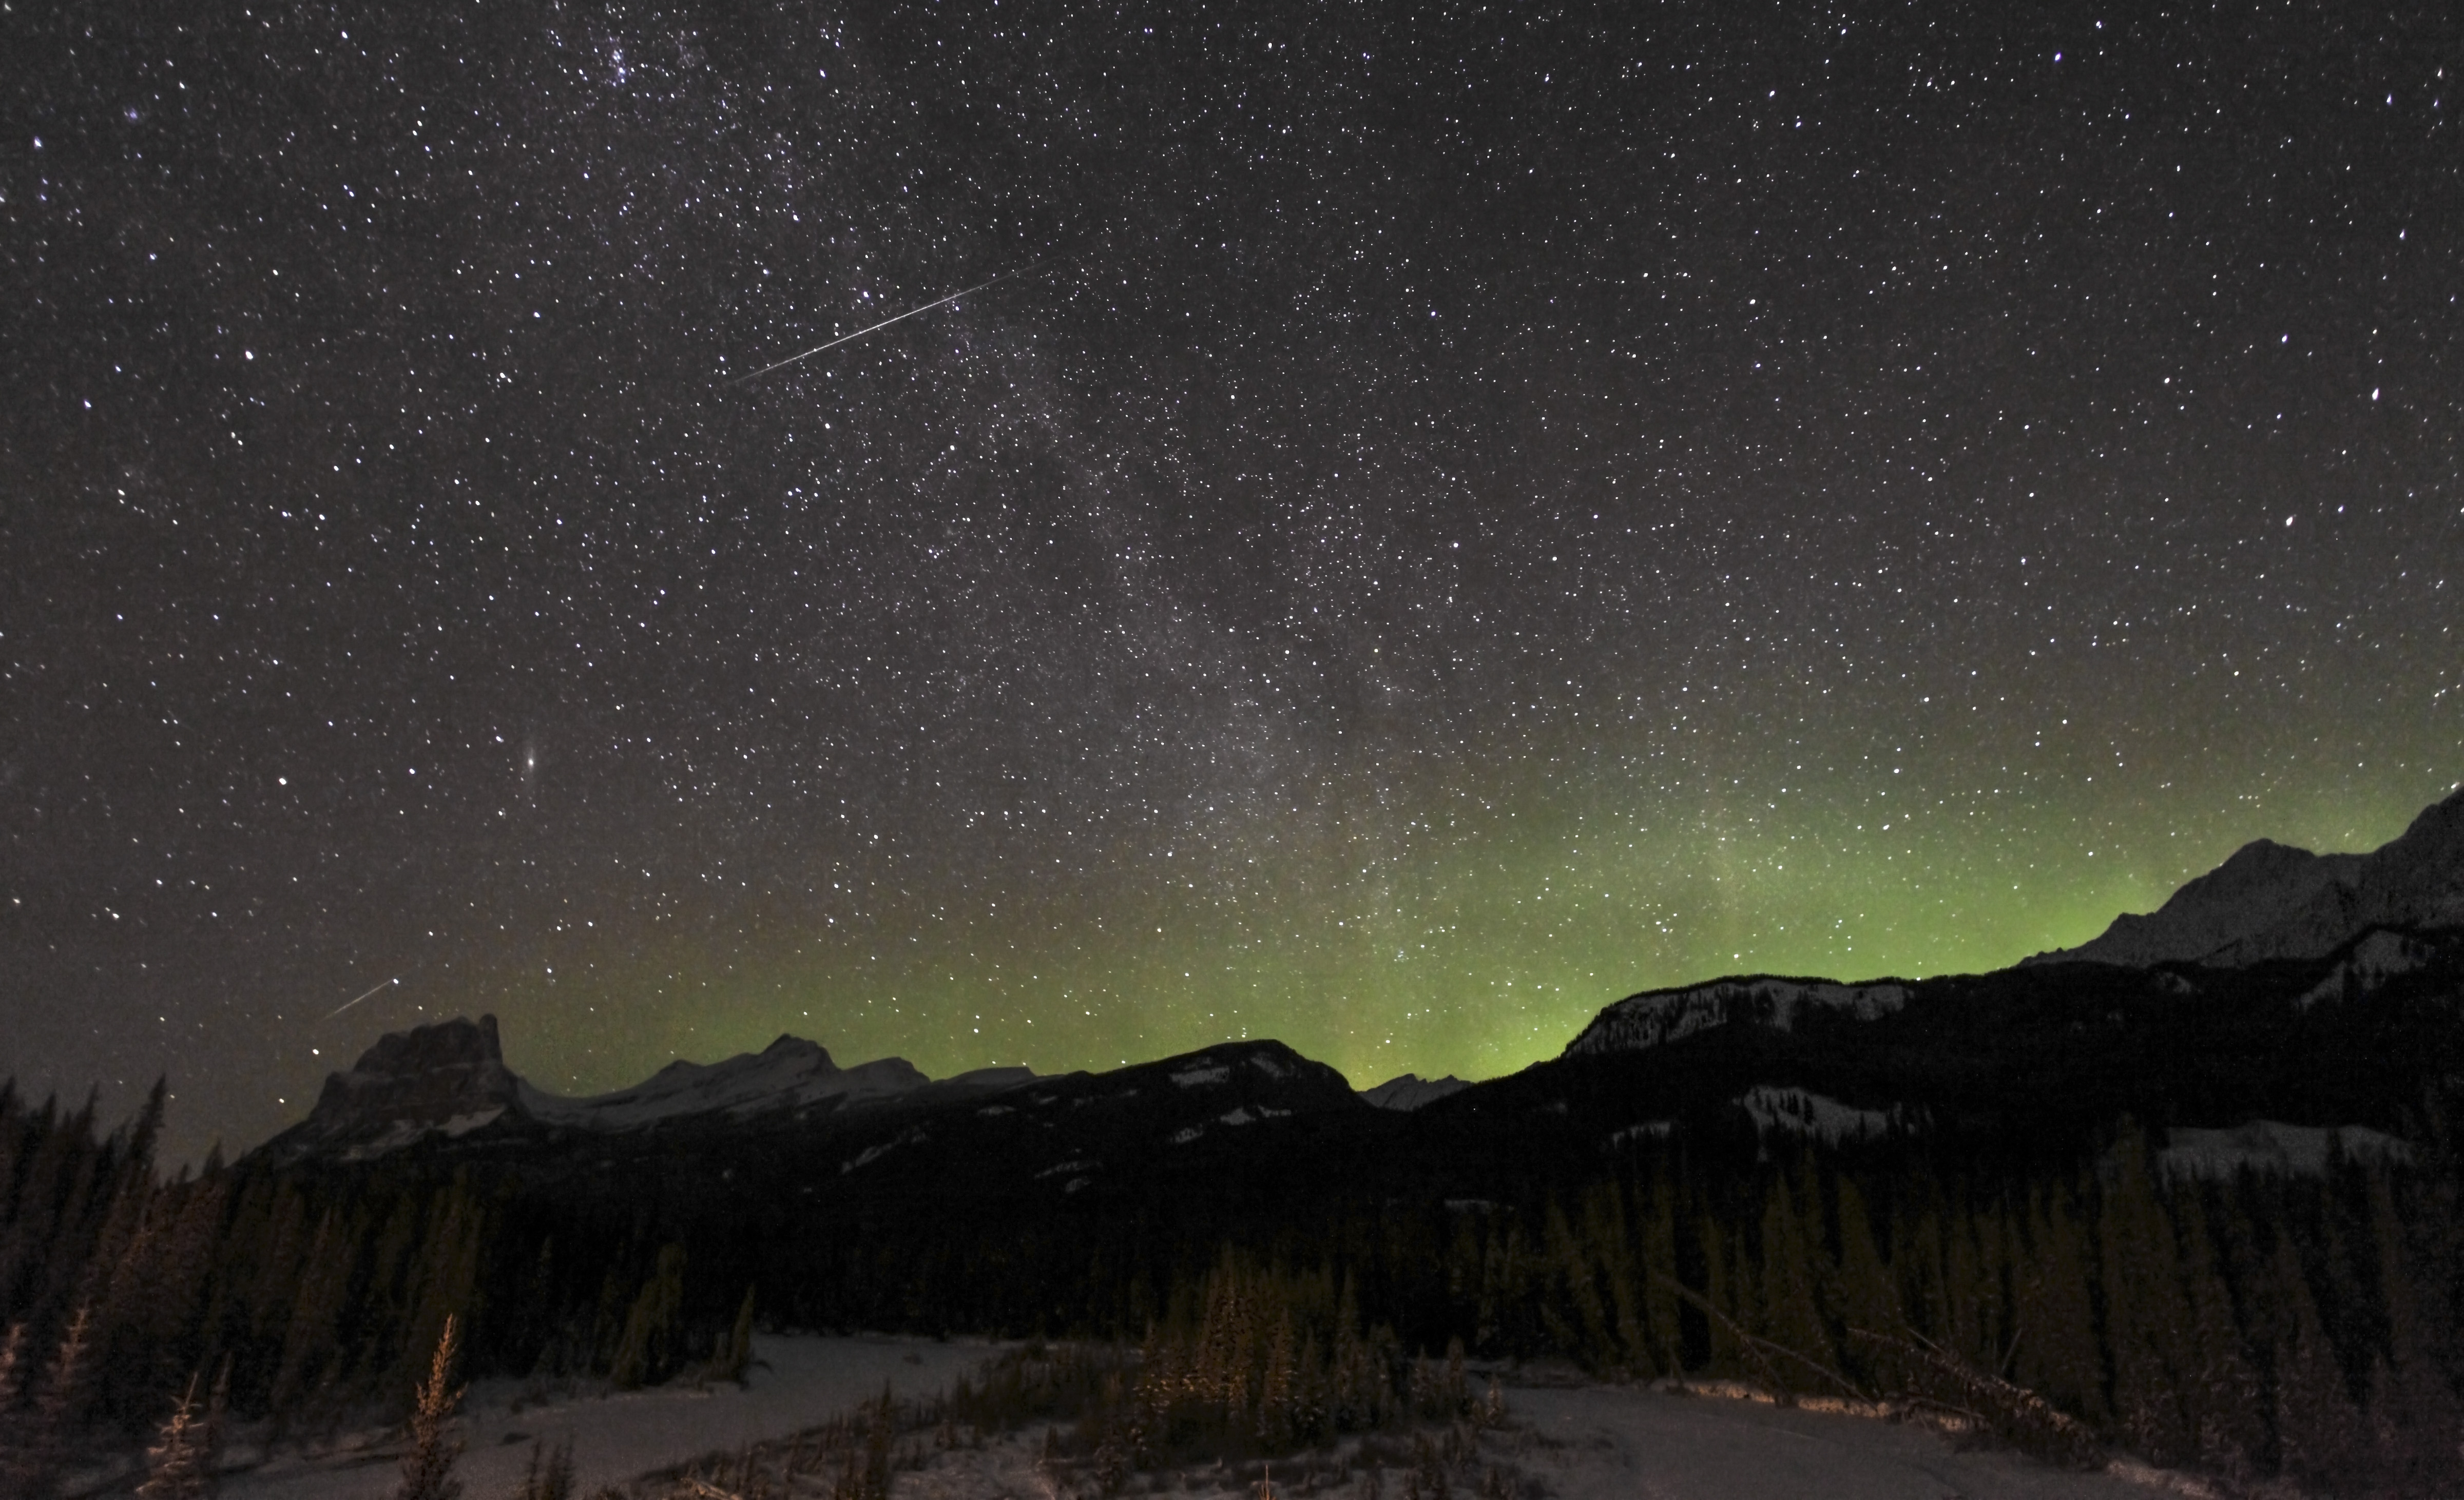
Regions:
[[2, 1076, 2461, 1497]]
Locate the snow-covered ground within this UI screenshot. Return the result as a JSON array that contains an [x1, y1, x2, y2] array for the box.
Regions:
[[203, 1336, 2204, 1500], [214, 1335, 997, 1500], [1505, 1382, 2158, 1500]]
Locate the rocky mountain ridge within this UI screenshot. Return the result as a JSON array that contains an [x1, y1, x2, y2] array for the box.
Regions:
[[276, 1023, 1483, 1163], [264, 1022, 1038, 1163], [260, 786, 2464, 1174], [2027, 784, 2464, 968]]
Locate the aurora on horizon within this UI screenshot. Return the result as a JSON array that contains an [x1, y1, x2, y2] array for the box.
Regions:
[[3, 2, 2457, 1164]]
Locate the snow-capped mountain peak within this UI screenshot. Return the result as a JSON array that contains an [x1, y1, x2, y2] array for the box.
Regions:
[[1561, 976, 1912, 1057]]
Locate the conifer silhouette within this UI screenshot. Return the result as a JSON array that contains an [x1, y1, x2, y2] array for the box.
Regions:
[[1753, 1178, 1833, 1393], [0, 1320, 31, 1498], [2266, 1239, 2365, 1488], [610, 1244, 687, 1390], [2100, 1133, 2197, 1465], [2011, 1184, 2106, 1424], [396, 1312, 465, 1500], [0, 1320, 25, 1411], [136, 1372, 210, 1499], [270, 1207, 352, 1418], [30, 1303, 95, 1469], [715, 1285, 757, 1385]]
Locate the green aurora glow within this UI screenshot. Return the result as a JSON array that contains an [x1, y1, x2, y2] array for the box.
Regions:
[[482, 711, 2458, 1097]]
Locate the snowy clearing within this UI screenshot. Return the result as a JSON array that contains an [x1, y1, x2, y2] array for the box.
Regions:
[[196, 1337, 2209, 1500], [212, 1335, 997, 1500], [1504, 1382, 2159, 1500]]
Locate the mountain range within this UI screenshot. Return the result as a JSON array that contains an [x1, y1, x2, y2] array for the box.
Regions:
[[266, 1016, 1036, 1163], [259, 785, 2464, 1195]]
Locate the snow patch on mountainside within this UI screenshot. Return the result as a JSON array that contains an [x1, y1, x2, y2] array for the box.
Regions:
[[2159, 1120, 2413, 1179], [1735, 1086, 1908, 1142], [2295, 929, 2436, 1009], [439, 1107, 505, 1138], [839, 1127, 929, 1175], [522, 1037, 933, 1130], [1360, 1074, 1471, 1111], [1564, 978, 1911, 1057], [1607, 1121, 1674, 1148]]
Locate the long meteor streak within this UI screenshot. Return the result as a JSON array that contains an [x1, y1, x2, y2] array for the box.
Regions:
[[724, 263, 1047, 385], [323, 977, 397, 1021]]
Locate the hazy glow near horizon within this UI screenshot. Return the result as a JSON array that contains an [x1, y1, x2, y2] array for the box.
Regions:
[[480, 744, 2452, 1098]]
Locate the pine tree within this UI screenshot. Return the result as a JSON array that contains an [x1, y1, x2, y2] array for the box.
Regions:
[[2012, 1182, 2107, 1425], [1586, 1181, 1653, 1377], [101, 1177, 200, 1414], [1542, 1200, 1608, 1367], [2098, 1133, 2196, 1465], [1831, 1178, 1900, 1389], [610, 1244, 687, 1390], [7, 1101, 70, 1320], [0, 1320, 32, 1495], [1895, 1202, 1949, 1350], [0, 1096, 65, 1317], [32, 1303, 95, 1457], [151, 1172, 232, 1396], [203, 1357, 231, 1484], [1331, 1274, 1376, 1430], [0, 1320, 25, 1410], [136, 1373, 211, 1499], [1637, 1171, 1683, 1377], [2359, 1171, 2464, 1493], [2265, 1238, 2365, 1489], [396, 1313, 465, 1500], [1698, 1210, 1741, 1377], [122, 1078, 168, 1185], [399, 1179, 487, 1398], [1291, 1330, 1329, 1446], [234, 1181, 305, 1345], [270, 1207, 353, 1419], [1257, 1311, 1297, 1449], [1754, 1173, 1835, 1391], [2171, 1192, 2265, 1478], [1940, 1204, 1992, 1370], [715, 1285, 757, 1385]]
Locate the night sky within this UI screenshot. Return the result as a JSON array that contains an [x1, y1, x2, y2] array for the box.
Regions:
[[5, 2, 2459, 1163]]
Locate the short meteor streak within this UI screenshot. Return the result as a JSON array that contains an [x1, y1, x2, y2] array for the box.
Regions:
[[323, 977, 398, 1021], [723, 263, 1048, 385]]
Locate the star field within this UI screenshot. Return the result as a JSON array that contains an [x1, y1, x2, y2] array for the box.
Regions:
[[4, 2, 2459, 1161]]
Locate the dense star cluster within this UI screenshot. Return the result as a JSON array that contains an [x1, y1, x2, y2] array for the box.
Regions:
[[3, 2, 2458, 1161]]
